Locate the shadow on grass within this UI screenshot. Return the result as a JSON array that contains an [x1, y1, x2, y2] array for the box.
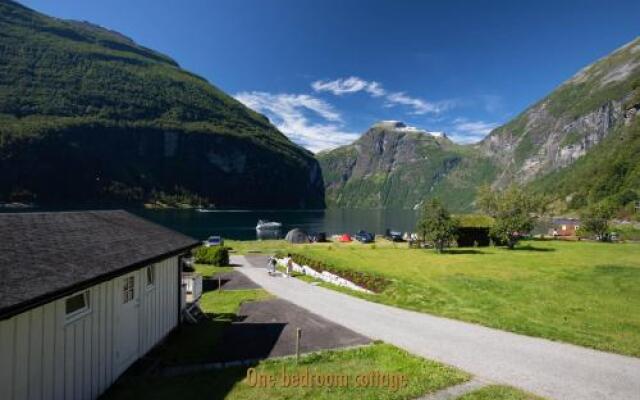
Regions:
[[104, 313, 285, 399], [512, 245, 556, 252], [103, 363, 253, 400], [444, 249, 486, 255]]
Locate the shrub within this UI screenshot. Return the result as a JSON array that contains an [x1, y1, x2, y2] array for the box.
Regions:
[[193, 246, 229, 266]]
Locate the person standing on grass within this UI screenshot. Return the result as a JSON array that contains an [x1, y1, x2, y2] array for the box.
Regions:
[[286, 253, 293, 277]]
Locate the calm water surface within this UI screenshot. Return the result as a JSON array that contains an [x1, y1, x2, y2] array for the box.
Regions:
[[2, 206, 554, 240], [133, 208, 419, 240]]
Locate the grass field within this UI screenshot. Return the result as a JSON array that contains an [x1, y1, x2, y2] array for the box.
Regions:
[[104, 343, 470, 400], [194, 264, 234, 278], [228, 239, 640, 357], [457, 385, 544, 400]]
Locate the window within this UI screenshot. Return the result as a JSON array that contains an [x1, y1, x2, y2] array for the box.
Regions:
[[65, 291, 90, 320], [122, 276, 135, 303], [146, 265, 155, 288]]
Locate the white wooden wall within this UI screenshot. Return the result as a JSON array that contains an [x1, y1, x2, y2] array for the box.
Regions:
[[0, 256, 180, 400]]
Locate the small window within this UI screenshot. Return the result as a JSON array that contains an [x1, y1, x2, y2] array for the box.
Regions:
[[122, 276, 135, 303], [65, 291, 90, 320], [146, 265, 155, 288]]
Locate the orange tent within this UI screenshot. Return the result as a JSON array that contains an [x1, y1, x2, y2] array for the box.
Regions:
[[339, 233, 352, 242]]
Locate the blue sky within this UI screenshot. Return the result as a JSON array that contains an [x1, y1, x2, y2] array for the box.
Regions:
[[20, 0, 640, 152]]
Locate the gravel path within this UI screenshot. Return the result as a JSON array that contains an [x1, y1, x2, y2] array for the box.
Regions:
[[233, 255, 640, 400], [418, 378, 490, 400]]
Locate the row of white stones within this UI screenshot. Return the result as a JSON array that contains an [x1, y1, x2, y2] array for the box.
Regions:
[[275, 257, 373, 294]]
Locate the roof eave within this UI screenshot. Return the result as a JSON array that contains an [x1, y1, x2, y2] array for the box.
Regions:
[[0, 241, 200, 321]]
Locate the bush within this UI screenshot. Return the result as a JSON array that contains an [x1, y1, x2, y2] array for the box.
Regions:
[[193, 246, 229, 266]]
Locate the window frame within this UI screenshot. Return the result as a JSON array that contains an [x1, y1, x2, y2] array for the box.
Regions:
[[122, 275, 135, 304], [145, 265, 156, 290], [64, 290, 91, 323]]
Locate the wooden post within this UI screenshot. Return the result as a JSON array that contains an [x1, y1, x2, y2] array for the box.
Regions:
[[218, 275, 222, 292], [295, 328, 302, 363]]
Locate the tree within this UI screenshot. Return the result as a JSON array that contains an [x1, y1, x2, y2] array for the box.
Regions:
[[417, 198, 458, 253], [477, 185, 544, 249], [580, 202, 615, 241]]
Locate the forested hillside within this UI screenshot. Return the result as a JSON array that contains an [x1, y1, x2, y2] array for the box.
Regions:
[[0, 0, 325, 208]]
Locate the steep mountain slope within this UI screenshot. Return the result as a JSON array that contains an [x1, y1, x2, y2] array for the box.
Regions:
[[481, 37, 640, 188], [318, 121, 496, 210], [0, 0, 324, 208], [528, 115, 640, 212], [321, 37, 640, 211]]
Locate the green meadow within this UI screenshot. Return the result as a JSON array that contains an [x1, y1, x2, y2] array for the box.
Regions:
[[229, 239, 640, 357]]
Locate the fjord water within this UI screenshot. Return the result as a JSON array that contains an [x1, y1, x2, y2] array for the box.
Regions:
[[133, 208, 420, 240]]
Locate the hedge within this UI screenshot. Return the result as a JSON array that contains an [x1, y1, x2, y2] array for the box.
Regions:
[[275, 251, 390, 293], [194, 246, 229, 266]]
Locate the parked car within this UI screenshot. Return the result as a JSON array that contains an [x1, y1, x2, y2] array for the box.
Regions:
[[203, 235, 223, 247], [385, 229, 404, 242], [355, 230, 375, 243]]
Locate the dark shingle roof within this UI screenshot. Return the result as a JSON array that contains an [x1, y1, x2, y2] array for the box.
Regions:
[[0, 210, 199, 319]]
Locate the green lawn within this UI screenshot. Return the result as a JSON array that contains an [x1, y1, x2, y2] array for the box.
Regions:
[[457, 385, 544, 400], [104, 343, 469, 400], [194, 264, 234, 278], [228, 239, 640, 357]]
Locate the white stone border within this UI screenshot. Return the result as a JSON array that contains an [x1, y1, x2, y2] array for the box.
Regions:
[[276, 257, 373, 294]]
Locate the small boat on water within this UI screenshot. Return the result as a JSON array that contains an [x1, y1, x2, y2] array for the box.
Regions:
[[256, 220, 282, 231]]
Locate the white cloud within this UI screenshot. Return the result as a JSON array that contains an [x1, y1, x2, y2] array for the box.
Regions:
[[235, 91, 358, 153], [449, 118, 499, 143], [311, 76, 386, 97], [313, 76, 450, 115], [385, 92, 453, 115]]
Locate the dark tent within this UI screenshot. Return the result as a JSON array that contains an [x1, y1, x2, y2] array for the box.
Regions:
[[285, 228, 309, 243]]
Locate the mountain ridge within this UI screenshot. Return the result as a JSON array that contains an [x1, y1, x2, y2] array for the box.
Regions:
[[320, 36, 640, 211], [318, 121, 495, 210], [0, 0, 325, 208]]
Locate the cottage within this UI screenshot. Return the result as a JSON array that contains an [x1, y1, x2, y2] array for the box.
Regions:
[[0, 210, 199, 400], [455, 214, 495, 247], [551, 218, 580, 237]]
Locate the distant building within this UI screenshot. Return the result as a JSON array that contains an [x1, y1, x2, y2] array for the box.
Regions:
[[551, 218, 580, 237], [0, 210, 199, 400], [455, 214, 494, 247]]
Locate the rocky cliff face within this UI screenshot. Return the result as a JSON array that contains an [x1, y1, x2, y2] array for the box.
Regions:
[[321, 37, 640, 211], [0, 125, 325, 208], [0, 0, 324, 208], [480, 37, 640, 188], [318, 121, 495, 210]]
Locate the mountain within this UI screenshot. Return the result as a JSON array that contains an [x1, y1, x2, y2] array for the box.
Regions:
[[320, 37, 640, 212], [481, 37, 640, 213], [0, 0, 324, 208], [318, 121, 496, 210]]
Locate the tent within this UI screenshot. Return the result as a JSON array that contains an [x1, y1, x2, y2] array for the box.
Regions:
[[339, 233, 352, 242], [285, 228, 309, 243]]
